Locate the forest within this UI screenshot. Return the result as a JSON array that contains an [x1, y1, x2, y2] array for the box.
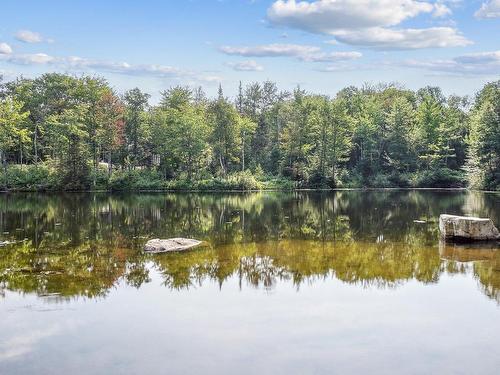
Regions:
[[0, 73, 499, 191]]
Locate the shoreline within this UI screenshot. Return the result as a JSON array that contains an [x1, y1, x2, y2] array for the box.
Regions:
[[2, 187, 498, 194]]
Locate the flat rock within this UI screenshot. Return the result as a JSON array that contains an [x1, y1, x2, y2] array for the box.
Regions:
[[144, 238, 203, 253], [439, 214, 500, 241]]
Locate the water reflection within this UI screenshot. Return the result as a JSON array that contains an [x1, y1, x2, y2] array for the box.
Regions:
[[0, 191, 498, 302]]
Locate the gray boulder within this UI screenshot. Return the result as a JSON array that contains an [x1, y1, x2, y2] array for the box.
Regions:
[[439, 214, 500, 241], [144, 238, 203, 253]]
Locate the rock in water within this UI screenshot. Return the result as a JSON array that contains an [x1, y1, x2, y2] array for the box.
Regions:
[[439, 214, 500, 241], [144, 238, 203, 253]]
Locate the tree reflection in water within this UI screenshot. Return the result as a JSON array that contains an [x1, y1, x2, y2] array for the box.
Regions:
[[0, 191, 498, 302]]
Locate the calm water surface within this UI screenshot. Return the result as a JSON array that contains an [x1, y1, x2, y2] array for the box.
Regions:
[[0, 191, 499, 375]]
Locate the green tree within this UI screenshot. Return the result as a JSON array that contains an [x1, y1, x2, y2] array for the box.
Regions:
[[96, 91, 125, 176], [46, 105, 90, 189], [123, 88, 150, 168], [386, 96, 415, 173], [239, 115, 257, 171], [208, 86, 240, 176], [466, 81, 500, 189], [0, 97, 29, 187]]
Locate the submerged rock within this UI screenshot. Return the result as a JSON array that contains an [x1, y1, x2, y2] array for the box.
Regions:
[[144, 238, 203, 253], [439, 214, 500, 241]]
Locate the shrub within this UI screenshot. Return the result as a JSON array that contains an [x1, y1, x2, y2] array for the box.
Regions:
[[371, 173, 392, 188], [3, 164, 55, 191], [338, 170, 363, 188], [165, 171, 261, 191], [89, 167, 111, 190], [225, 171, 261, 190], [109, 169, 166, 191], [261, 177, 296, 190], [412, 168, 466, 188]]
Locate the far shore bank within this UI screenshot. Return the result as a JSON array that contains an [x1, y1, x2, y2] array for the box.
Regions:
[[3, 187, 499, 194]]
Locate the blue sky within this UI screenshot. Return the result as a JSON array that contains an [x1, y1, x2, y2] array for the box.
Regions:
[[0, 0, 499, 101]]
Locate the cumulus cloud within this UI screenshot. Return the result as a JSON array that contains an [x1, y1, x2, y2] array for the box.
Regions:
[[227, 60, 264, 71], [6, 53, 55, 64], [220, 43, 321, 58], [332, 27, 471, 49], [268, 0, 434, 32], [319, 63, 368, 72], [267, 0, 470, 49], [219, 43, 362, 62], [15, 30, 53, 43], [433, 2, 452, 17], [475, 0, 500, 19], [0, 52, 220, 83], [305, 50, 362, 62], [0, 43, 12, 54], [399, 50, 500, 75]]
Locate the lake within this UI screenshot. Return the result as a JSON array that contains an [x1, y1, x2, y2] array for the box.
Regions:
[[0, 190, 499, 375]]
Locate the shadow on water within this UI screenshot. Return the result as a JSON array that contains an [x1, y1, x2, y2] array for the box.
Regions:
[[0, 190, 498, 302]]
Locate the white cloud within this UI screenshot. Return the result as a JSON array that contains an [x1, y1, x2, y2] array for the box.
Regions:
[[15, 30, 53, 44], [0, 43, 12, 54], [267, 0, 470, 49], [305, 51, 362, 62], [475, 0, 500, 19], [398, 50, 500, 75], [332, 27, 471, 49], [268, 0, 434, 32], [433, 2, 452, 17], [219, 43, 362, 62], [227, 60, 264, 71], [6, 53, 55, 64], [319, 63, 367, 72], [0, 53, 221, 84], [220, 43, 321, 58]]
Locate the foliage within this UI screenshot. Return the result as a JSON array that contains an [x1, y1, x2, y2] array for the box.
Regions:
[[0, 73, 498, 190], [109, 169, 166, 191], [166, 171, 262, 191], [412, 168, 466, 188], [466, 82, 500, 190], [4, 164, 54, 190]]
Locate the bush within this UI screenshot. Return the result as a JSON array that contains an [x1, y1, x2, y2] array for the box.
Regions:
[[412, 168, 466, 188], [225, 171, 262, 190], [109, 169, 166, 191], [165, 171, 262, 191], [388, 172, 412, 188], [307, 172, 329, 189], [89, 167, 111, 190], [371, 173, 392, 188], [3, 164, 55, 190], [261, 176, 296, 190], [338, 170, 363, 188], [478, 171, 500, 191]]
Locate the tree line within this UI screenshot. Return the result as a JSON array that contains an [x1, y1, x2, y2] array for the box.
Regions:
[[0, 73, 498, 190]]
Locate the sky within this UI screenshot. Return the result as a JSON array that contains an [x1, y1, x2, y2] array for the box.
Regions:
[[0, 0, 499, 102]]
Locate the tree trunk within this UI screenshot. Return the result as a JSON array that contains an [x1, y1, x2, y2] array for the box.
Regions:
[[1, 150, 7, 190], [108, 150, 112, 177], [332, 162, 336, 189], [219, 155, 226, 177], [93, 144, 98, 187], [34, 122, 38, 166], [19, 139, 23, 168], [242, 131, 245, 171]]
